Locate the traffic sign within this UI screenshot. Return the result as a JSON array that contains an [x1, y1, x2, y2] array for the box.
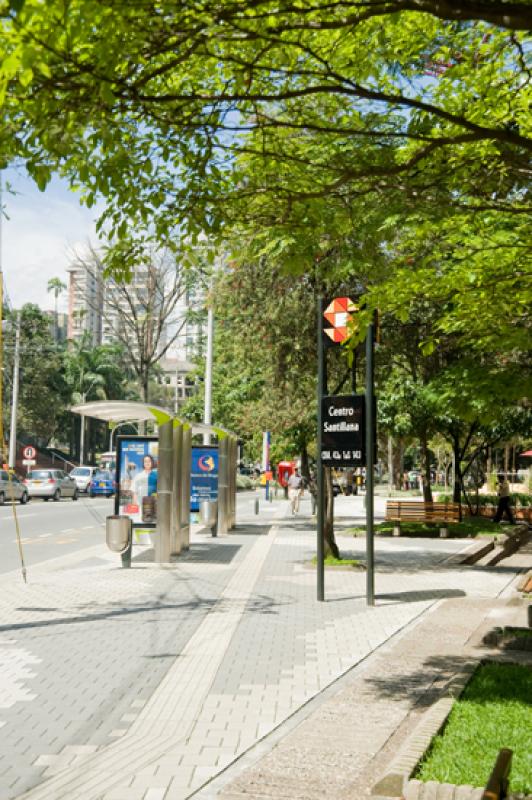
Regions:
[[320, 394, 365, 466], [22, 459, 36, 466], [23, 445, 36, 459]]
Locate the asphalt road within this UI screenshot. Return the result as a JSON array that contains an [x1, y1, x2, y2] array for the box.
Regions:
[[0, 490, 273, 576], [0, 493, 113, 575]]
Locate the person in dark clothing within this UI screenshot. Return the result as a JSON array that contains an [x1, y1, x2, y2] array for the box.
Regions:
[[493, 475, 515, 524]]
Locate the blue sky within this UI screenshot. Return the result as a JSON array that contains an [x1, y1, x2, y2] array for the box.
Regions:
[[1, 168, 101, 312]]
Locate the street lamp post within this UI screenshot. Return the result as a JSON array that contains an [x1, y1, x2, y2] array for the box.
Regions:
[[109, 421, 137, 452], [78, 378, 100, 464]]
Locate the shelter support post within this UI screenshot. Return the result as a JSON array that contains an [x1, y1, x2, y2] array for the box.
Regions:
[[229, 435, 237, 529], [180, 426, 191, 550], [171, 421, 183, 555], [217, 435, 229, 536], [156, 420, 173, 562]]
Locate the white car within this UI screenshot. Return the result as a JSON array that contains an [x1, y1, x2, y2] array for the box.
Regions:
[[24, 469, 78, 501], [69, 466, 97, 493]]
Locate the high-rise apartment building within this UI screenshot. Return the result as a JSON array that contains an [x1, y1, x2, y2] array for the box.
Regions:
[[66, 261, 103, 345]]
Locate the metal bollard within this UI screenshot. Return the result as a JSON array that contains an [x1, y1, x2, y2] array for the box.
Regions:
[[254, 498, 259, 515], [121, 537, 133, 568]]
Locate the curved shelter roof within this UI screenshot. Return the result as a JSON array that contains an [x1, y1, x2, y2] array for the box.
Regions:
[[70, 401, 236, 438]]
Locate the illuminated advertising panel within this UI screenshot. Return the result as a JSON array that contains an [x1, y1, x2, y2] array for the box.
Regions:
[[115, 436, 158, 527]]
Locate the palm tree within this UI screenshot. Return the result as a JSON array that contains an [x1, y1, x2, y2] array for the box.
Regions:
[[47, 277, 66, 342], [63, 333, 129, 461]]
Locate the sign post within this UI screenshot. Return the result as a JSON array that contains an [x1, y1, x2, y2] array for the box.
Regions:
[[316, 298, 326, 602], [317, 296, 376, 605], [22, 446, 36, 473], [317, 295, 360, 602], [365, 319, 376, 606]]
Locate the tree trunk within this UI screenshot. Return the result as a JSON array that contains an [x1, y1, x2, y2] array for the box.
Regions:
[[300, 447, 310, 484], [387, 435, 393, 495], [324, 468, 340, 558], [452, 439, 463, 520], [392, 439, 403, 490], [420, 431, 433, 502], [138, 373, 149, 435]]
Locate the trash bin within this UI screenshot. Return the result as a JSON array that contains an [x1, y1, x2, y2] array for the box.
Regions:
[[106, 515, 133, 567]]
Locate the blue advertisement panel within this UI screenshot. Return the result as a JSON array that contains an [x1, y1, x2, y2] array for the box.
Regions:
[[115, 436, 158, 527], [191, 446, 219, 512]]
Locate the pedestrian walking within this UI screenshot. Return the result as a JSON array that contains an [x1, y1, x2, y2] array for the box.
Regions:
[[287, 469, 303, 514], [493, 475, 515, 524]]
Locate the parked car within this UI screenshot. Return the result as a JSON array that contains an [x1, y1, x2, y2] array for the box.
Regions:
[[88, 470, 116, 498], [0, 469, 29, 505], [69, 466, 98, 493], [24, 469, 78, 501]]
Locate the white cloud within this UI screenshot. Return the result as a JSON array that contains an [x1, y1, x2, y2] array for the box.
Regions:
[[1, 171, 103, 312]]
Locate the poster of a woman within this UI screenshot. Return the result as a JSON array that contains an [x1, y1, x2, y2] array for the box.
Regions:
[[118, 438, 158, 525], [132, 454, 158, 520]]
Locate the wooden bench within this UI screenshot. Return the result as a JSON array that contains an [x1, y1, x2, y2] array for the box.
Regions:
[[385, 500, 460, 538]]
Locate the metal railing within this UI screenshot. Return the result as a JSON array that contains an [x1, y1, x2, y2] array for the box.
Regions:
[[47, 448, 77, 471]]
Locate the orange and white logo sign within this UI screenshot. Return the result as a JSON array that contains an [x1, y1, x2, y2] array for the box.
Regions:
[[323, 297, 358, 343]]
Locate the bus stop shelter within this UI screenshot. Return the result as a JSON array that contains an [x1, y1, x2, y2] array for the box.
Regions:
[[70, 401, 237, 563]]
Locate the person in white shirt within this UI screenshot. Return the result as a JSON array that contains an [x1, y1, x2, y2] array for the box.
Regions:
[[287, 470, 303, 514]]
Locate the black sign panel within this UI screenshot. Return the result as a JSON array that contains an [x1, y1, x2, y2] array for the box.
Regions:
[[321, 394, 365, 467]]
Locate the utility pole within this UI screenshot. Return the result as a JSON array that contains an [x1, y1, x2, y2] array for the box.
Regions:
[[365, 317, 375, 606], [80, 408, 85, 465], [8, 311, 21, 468], [0, 172, 5, 466]]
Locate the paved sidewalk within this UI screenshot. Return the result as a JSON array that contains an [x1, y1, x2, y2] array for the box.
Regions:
[[208, 545, 532, 800], [0, 494, 528, 800]]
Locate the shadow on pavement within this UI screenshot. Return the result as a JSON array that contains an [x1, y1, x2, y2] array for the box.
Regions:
[[3, 598, 217, 632], [364, 654, 475, 708], [376, 588, 466, 604], [8, 589, 290, 633], [226, 524, 273, 536], [325, 588, 465, 604], [172, 543, 242, 564]]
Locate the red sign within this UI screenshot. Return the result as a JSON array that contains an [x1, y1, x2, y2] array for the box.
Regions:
[[323, 297, 358, 343], [23, 446, 36, 459]]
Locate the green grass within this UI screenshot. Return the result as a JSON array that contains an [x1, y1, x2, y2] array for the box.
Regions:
[[310, 555, 363, 568], [415, 662, 532, 794], [345, 517, 511, 538], [499, 627, 532, 640]]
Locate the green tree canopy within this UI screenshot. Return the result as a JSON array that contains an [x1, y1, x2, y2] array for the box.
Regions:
[[0, 0, 529, 237]]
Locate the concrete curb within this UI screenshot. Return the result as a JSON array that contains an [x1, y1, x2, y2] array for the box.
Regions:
[[403, 778, 484, 799], [488, 528, 532, 566], [442, 538, 494, 567], [371, 661, 478, 797]]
